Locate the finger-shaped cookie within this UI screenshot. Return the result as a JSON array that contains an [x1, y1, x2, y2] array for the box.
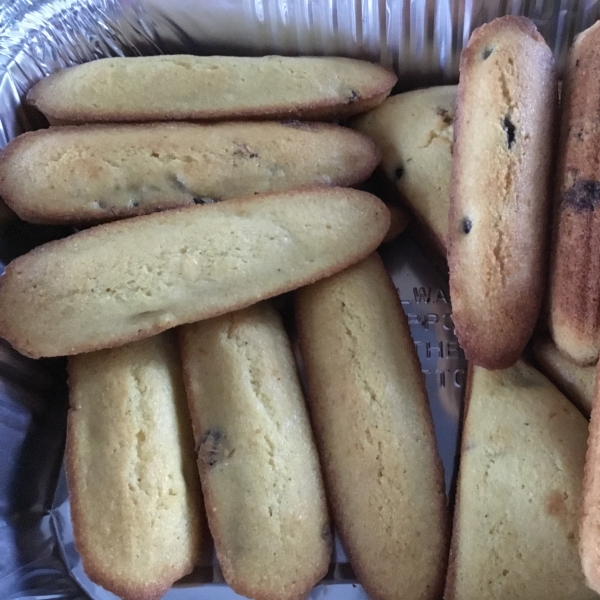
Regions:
[[549, 21, 600, 365], [27, 55, 397, 124], [67, 332, 207, 600], [0, 122, 379, 225], [295, 253, 448, 600], [447, 16, 558, 369], [179, 302, 331, 600], [446, 361, 593, 600], [0, 187, 389, 358]]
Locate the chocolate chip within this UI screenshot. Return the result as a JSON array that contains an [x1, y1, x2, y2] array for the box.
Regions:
[[563, 179, 600, 212], [461, 217, 472, 234], [502, 115, 516, 149], [482, 46, 494, 60], [193, 197, 219, 204], [576, 59, 580, 67], [348, 90, 360, 103], [394, 166, 404, 180], [233, 143, 259, 159], [437, 107, 454, 125], [198, 429, 225, 468]]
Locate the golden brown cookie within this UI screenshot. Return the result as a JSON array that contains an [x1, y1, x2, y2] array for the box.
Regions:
[[27, 55, 397, 124], [295, 253, 448, 600], [447, 16, 558, 369], [179, 302, 331, 600], [549, 21, 600, 365], [532, 335, 595, 417], [0, 122, 379, 225], [0, 187, 389, 358], [67, 332, 207, 600], [446, 361, 594, 600], [353, 85, 457, 256]]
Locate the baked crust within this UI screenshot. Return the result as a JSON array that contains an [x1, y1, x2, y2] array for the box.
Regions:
[[179, 302, 331, 600], [549, 20, 600, 365], [0, 187, 389, 358], [352, 85, 458, 257], [445, 361, 594, 600], [531, 335, 596, 417], [27, 55, 397, 124], [447, 16, 558, 369], [0, 121, 380, 225], [580, 360, 600, 593], [295, 253, 449, 600], [66, 332, 207, 600]]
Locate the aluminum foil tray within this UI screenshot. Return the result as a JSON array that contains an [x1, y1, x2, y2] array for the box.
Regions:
[[0, 1, 597, 598]]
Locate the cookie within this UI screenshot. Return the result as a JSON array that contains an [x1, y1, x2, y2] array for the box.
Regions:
[[447, 16, 558, 369], [445, 361, 594, 600], [0, 187, 389, 358], [352, 85, 457, 255], [382, 202, 410, 243], [179, 302, 331, 600], [0, 121, 379, 225], [549, 20, 600, 365], [532, 335, 595, 417], [27, 55, 397, 124], [67, 332, 207, 600], [580, 360, 600, 593], [295, 253, 448, 600]]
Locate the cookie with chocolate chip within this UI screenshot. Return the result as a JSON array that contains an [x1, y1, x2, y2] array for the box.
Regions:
[[27, 55, 397, 124], [549, 20, 600, 365], [352, 85, 457, 256], [447, 16, 558, 369], [179, 301, 331, 600], [0, 122, 380, 225]]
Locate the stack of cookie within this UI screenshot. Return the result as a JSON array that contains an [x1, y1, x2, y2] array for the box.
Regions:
[[5, 14, 600, 600], [0, 54, 457, 600], [354, 14, 600, 600]]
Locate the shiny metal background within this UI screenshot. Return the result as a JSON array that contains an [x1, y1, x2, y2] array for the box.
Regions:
[[0, 1, 592, 598]]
